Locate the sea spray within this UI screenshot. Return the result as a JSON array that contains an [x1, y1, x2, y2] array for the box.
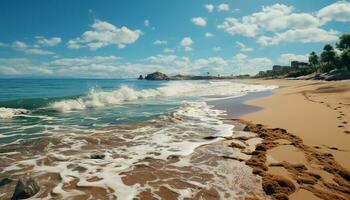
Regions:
[[49, 81, 278, 112], [0, 107, 28, 118]]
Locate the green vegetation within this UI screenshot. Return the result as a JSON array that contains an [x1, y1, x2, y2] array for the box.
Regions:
[[310, 33, 350, 73], [256, 34, 350, 79]]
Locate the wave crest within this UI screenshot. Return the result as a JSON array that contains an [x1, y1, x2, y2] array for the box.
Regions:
[[0, 107, 28, 118], [49, 81, 278, 112]]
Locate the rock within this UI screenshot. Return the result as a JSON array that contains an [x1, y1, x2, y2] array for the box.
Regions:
[[138, 75, 144, 80], [11, 176, 40, 200], [203, 136, 218, 140], [90, 153, 105, 159], [0, 178, 12, 187], [145, 72, 169, 80]]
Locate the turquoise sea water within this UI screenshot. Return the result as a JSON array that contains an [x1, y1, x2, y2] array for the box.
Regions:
[[0, 78, 279, 199], [0, 79, 277, 144], [0, 79, 182, 143]]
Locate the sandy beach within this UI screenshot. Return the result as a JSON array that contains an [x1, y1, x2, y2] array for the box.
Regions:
[[237, 79, 350, 199]]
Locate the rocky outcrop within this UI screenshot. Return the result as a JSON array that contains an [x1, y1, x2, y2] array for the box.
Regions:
[[293, 69, 350, 81], [145, 72, 169, 80], [11, 176, 40, 200], [138, 75, 144, 80], [319, 69, 350, 81]]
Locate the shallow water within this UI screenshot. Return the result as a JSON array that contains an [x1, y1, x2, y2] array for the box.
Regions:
[[0, 79, 277, 199]]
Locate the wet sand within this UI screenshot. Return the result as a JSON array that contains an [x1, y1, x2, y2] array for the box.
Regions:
[[238, 79, 350, 200]]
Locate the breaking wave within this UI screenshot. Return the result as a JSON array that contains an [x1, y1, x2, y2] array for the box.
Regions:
[[49, 81, 278, 112], [0, 107, 28, 119]]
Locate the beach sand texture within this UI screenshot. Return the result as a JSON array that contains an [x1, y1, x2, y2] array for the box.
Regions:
[[239, 79, 350, 200]]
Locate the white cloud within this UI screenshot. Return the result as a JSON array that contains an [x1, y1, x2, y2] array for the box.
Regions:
[[205, 32, 214, 38], [233, 53, 248, 60], [191, 17, 207, 27], [218, 3, 322, 41], [50, 56, 121, 66], [25, 49, 55, 55], [236, 42, 254, 52], [0, 58, 53, 76], [232, 53, 273, 75], [212, 47, 221, 52], [257, 28, 339, 46], [278, 53, 308, 65], [36, 36, 62, 46], [218, 17, 259, 37], [163, 48, 175, 53], [205, 4, 214, 13], [180, 37, 193, 46], [184, 46, 193, 52], [11, 41, 54, 55], [145, 54, 183, 64], [317, 1, 350, 22], [218, 3, 230, 12], [153, 40, 168, 45], [67, 19, 143, 50], [144, 19, 150, 27]]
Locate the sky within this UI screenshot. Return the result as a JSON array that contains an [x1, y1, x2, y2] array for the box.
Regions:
[[0, 0, 349, 78]]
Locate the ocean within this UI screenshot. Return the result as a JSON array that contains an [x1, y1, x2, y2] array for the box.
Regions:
[[0, 79, 278, 199]]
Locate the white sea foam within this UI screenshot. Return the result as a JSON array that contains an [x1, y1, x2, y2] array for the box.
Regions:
[[1, 81, 275, 199], [50, 81, 278, 112], [0, 107, 28, 118]]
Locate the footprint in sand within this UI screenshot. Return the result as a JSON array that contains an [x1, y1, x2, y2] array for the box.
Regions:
[[338, 125, 344, 128], [342, 121, 348, 124], [344, 131, 350, 134]]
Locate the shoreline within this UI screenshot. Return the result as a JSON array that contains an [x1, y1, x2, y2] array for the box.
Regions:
[[232, 79, 350, 199]]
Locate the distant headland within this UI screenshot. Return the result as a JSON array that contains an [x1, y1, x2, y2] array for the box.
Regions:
[[138, 71, 250, 81]]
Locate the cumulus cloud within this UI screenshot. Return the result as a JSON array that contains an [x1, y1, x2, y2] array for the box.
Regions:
[[204, 4, 214, 13], [236, 42, 254, 52], [218, 3, 230, 12], [36, 36, 62, 46], [217, 3, 342, 46], [232, 53, 273, 75], [218, 17, 259, 37], [153, 40, 167, 45], [67, 19, 143, 50], [317, 1, 350, 22], [184, 47, 193, 52], [180, 37, 193, 46], [218, 4, 321, 38], [191, 17, 207, 27], [278, 53, 308, 64], [11, 41, 54, 55], [163, 48, 175, 53], [257, 28, 339, 46], [205, 32, 214, 38]]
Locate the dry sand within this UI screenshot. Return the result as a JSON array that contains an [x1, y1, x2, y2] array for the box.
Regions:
[[238, 79, 350, 200]]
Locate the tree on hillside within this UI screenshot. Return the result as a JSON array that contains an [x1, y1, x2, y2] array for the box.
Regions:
[[340, 49, 350, 69], [320, 44, 338, 72], [309, 51, 319, 67], [321, 44, 337, 63], [336, 34, 350, 70], [336, 34, 350, 51]]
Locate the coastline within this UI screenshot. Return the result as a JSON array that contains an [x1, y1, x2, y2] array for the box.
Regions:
[[232, 79, 350, 199]]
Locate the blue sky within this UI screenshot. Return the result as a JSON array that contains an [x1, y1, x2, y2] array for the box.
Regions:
[[0, 0, 349, 78]]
